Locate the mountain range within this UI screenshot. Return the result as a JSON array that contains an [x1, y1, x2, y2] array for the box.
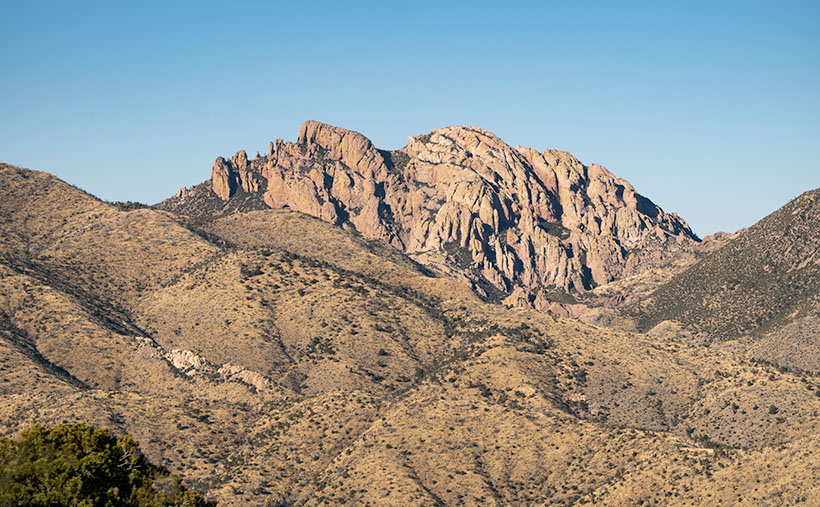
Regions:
[[1, 121, 819, 505]]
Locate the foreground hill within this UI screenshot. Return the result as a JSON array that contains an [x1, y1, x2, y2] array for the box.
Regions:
[[158, 121, 698, 308], [3, 163, 820, 505]]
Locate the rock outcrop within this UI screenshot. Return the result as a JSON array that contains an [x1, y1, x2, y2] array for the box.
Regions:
[[164, 348, 270, 390], [161, 120, 699, 302], [211, 149, 264, 200]]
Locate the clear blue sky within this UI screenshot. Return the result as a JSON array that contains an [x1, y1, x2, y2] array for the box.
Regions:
[[2, 1, 818, 236]]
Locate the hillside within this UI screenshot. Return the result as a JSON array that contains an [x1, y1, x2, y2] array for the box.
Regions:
[[157, 121, 698, 308], [3, 162, 820, 505], [639, 189, 820, 343]]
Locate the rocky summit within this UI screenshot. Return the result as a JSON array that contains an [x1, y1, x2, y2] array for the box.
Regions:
[[159, 121, 697, 307]]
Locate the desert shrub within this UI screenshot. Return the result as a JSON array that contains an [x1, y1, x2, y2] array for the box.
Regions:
[[240, 264, 263, 278], [0, 423, 215, 506]]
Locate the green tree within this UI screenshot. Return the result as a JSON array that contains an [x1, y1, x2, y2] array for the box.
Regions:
[[0, 423, 215, 506]]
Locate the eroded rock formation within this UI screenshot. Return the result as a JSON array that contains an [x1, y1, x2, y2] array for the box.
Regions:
[[166, 120, 698, 302]]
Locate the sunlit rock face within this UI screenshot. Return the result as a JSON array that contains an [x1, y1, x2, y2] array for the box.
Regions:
[[182, 120, 697, 303]]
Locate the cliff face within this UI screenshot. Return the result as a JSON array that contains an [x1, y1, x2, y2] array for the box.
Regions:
[[160, 120, 698, 303]]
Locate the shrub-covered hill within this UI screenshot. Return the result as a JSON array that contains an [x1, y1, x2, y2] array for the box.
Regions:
[[0, 423, 213, 506], [640, 188, 820, 341], [2, 163, 820, 505]]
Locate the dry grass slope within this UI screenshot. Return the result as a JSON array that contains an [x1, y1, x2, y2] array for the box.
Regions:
[[1, 163, 819, 505], [639, 188, 820, 374], [640, 189, 820, 337]]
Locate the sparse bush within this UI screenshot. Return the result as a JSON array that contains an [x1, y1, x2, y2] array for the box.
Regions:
[[240, 264, 263, 278]]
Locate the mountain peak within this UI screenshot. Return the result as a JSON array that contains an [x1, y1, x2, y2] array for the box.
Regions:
[[298, 120, 373, 149], [158, 121, 697, 304]]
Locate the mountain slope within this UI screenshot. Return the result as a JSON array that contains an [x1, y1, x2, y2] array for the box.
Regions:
[[158, 121, 698, 306], [3, 163, 820, 505], [640, 189, 820, 340]]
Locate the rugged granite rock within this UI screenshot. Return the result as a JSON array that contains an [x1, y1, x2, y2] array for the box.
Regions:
[[211, 149, 264, 200], [158, 121, 698, 302]]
